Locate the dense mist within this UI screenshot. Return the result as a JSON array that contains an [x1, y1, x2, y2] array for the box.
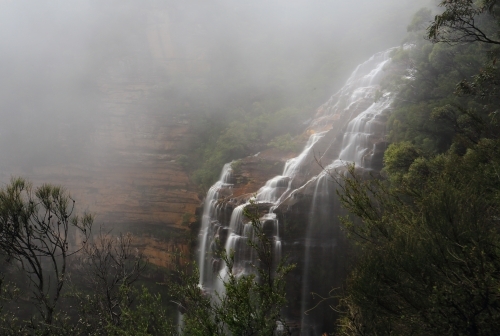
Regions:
[[0, 0, 431, 220], [5, 1, 500, 334]]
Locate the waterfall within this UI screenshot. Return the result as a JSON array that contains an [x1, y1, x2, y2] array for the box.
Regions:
[[298, 72, 394, 335], [196, 47, 396, 334], [198, 163, 233, 288]]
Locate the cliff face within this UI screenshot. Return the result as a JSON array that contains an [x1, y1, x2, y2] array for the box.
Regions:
[[230, 149, 295, 199], [0, 8, 207, 269]]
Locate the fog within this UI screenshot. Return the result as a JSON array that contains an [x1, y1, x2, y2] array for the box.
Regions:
[[0, 0, 431, 222]]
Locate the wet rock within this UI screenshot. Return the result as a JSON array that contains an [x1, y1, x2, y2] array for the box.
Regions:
[[217, 227, 230, 246], [262, 219, 275, 236]]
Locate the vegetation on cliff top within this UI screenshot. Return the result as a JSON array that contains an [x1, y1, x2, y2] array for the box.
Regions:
[[337, 1, 500, 334]]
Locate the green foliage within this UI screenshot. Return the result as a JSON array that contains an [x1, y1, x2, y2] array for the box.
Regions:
[[230, 160, 242, 174], [267, 133, 300, 152], [428, 0, 500, 45], [336, 6, 500, 334], [103, 286, 175, 336], [69, 230, 150, 333], [386, 18, 497, 154], [407, 8, 432, 33], [0, 179, 180, 336], [383, 141, 422, 177], [175, 155, 189, 169], [192, 107, 305, 190], [0, 178, 93, 333], [82, 224, 289, 336], [172, 203, 295, 336], [337, 134, 500, 334]]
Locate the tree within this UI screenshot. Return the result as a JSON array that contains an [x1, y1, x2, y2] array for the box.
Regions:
[[332, 5, 500, 333], [103, 285, 176, 336], [0, 178, 178, 336], [71, 230, 149, 333], [428, 0, 500, 45], [336, 135, 500, 334], [172, 202, 294, 336], [0, 178, 93, 333]]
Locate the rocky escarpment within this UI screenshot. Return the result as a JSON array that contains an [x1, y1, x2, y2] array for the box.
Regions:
[[0, 7, 209, 269], [0, 77, 201, 268]]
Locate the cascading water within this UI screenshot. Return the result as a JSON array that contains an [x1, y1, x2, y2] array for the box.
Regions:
[[198, 163, 233, 289], [256, 131, 326, 204], [196, 47, 397, 334], [298, 76, 394, 335]]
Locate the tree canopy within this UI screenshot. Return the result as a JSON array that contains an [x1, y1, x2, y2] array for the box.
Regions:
[[336, 4, 500, 335], [428, 0, 500, 45]]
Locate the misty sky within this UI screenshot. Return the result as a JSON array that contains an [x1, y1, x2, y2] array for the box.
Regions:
[[0, 0, 431, 170]]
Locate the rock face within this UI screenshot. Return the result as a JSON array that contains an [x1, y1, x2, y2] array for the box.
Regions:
[[230, 150, 295, 199], [0, 7, 207, 269]]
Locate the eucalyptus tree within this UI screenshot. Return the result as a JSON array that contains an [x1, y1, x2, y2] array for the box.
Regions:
[[428, 0, 500, 45], [0, 178, 93, 332]]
